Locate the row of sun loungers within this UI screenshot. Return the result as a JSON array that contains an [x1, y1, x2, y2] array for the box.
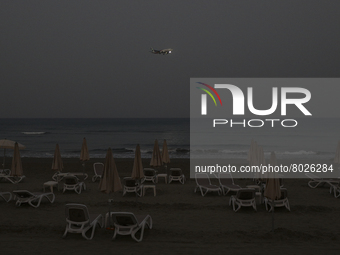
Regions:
[[0, 190, 55, 207], [305, 173, 340, 198], [0, 174, 25, 184], [194, 173, 290, 212], [63, 203, 152, 242], [93, 163, 186, 184]]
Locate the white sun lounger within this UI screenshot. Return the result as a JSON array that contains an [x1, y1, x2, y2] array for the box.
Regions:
[[218, 172, 242, 195], [63, 203, 103, 240], [229, 189, 257, 212], [305, 173, 339, 188], [194, 173, 222, 196], [63, 176, 86, 194], [168, 168, 186, 184], [142, 168, 158, 184], [122, 177, 143, 197], [0, 174, 25, 184], [52, 172, 88, 182], [92, 162, 104, 182], [0, 192, 12, 202], [13, 190, 55, 208], [105, 212, 152, 242], [264, 188, 290, 212]]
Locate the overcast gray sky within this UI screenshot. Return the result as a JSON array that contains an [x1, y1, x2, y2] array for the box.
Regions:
[[1, 1, 339, 118]]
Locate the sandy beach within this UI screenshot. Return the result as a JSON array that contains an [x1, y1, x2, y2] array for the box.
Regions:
[[1, 158, 340, 254]]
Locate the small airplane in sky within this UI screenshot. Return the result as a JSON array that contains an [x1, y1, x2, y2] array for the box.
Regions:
[[150, 48, 173, 55]]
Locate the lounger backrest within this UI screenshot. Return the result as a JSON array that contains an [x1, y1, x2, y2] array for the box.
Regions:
[[65, 204, 89, 223], [111, 213, 137, 226], [237, 189, 255, 200], [94, 163, 104, 175], [124, 178, 138, 187], [64, 176, 78, 185], [13, 190, 34, 198], [219, 173, 233, 185], [144, 169, 156, 177], [170, 169, 182, 176], [280, 188, 288, 199], [195, 173, 211, 186]]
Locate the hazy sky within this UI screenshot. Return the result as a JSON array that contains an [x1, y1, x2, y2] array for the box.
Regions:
[[1, 1, 339, 118]]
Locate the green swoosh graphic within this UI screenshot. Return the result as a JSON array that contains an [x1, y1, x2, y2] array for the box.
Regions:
[[197, 87, 217, 106]]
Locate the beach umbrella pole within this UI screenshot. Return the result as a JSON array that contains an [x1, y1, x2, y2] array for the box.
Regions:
[[2, 149, 5, 170], [107, 196, 114, 230], [271, 201, 275, 232], [82, 162, 85, 179]]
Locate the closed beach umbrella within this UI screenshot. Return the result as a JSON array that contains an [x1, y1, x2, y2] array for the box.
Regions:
[[162, 139, 170, 165], [0, 139, 25, 170], [80, 137, 90, 161], [99, 148, 122, 194], [99, 148, 122, 229], [264, 173, 281, 201], [334, 141, 340, 164], [150, 139, 162, 167], [11, 142, 23, 177], [249, 141, 259, 180], [264, 151, 278, 180], [257, 146, 266, 180], [131, 144, 144, 180], [162, 139, 170, 175], [80, 137, 90, 177], [264, 168, 281, 232], [52, 144, 63, 172]]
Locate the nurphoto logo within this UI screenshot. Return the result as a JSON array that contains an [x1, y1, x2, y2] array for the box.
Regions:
[[197, 82, 312, 128]]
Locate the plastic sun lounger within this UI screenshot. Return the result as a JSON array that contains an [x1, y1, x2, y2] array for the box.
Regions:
[[194, 173, 222, 196], [0, 169, 11, 175], [63, 203, 103, 240], [141, 168, 158, 184], [13, 190, 55, 208], [218, 172, 242, 195], [168, 168, 186, 184], [264, 188, 290, 212], [92, 162, 104, 182], [63, 176, 86, 194], [0, 174, 25, 184], [329, 182, 340, 198], [305, 173, 339, 188], [122, 177, 143, 197], [52, 172, 89, 182], [229, 189, 257, 212], [0, 192, 12, 202], [105, 212, 152, 242]]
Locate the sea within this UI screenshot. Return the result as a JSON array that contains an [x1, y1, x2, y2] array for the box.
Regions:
[[0, 118, 339, 161]]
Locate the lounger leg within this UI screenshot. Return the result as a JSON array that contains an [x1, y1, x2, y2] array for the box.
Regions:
[[234, 202, 241, 212], [132, 224, 145, 242], [335, 188, 340, 198], [29, 196, 43, 208], [62, 224, 69, 238], [112, 228, 118, 240], [285, 200, 291, 211], [83, 215, 103, 240], [308, 181, 322, 188], [0, 192, 12, 202]]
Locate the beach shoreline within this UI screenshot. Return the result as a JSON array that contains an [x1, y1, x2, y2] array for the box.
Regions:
[[1, 157, 340, 254]]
